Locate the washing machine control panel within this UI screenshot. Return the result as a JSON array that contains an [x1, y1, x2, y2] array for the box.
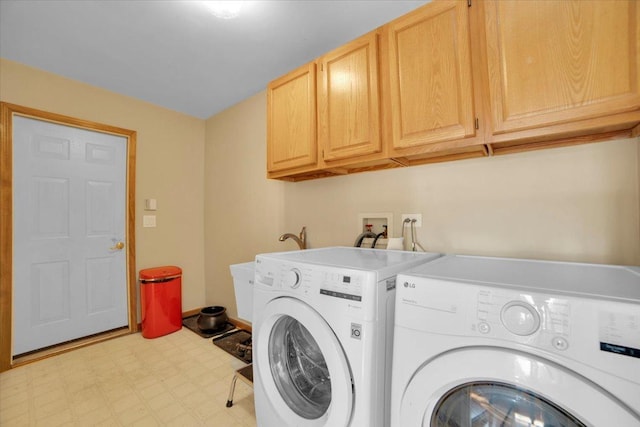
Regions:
[[318, 269, 364, 302], [255, 257, 385, 321], [255, 259, 367, 299]]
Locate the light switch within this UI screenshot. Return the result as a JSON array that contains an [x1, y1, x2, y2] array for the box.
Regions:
[[143, 215, 156, 228], [145, 198, 157, 211]]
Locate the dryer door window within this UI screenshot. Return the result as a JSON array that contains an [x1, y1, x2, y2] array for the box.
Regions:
[[396, 348, 639, 426], [269, 315, 331, 419], [432, 381, 586, 427]]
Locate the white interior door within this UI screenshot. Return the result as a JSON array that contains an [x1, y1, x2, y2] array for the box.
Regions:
[[12, 115, 128, 355]]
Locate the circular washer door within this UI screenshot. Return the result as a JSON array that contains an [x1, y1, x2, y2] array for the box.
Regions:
[[255, 297, 354, 426], [398, 348, 639, 426]]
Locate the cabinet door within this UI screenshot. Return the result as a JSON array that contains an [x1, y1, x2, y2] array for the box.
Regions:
[[267, 62, 317, 173], [484, 0, 640, 135], [387, 0, 477, 151], [319, 31, 381, 161]]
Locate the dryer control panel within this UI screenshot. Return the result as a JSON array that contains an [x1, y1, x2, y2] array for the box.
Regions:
[[396, 274, 640, 376], [398, 279, 573, 353], [472, 289, 571, 352]]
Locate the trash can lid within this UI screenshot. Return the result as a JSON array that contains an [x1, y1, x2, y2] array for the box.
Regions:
[[139, 266, 182, 280]]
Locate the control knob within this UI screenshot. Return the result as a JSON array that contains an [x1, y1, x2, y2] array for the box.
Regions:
[[501, 301, 540, 336], [283, 268, 301, 289]]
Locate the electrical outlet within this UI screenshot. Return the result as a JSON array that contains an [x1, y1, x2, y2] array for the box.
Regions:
[[401, 213, 422, 228]]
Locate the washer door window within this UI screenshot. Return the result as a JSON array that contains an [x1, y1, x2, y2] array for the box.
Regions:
[[432, 381, 585, 426], [269, 315, 331, 419], [255, 297, 353, 426]]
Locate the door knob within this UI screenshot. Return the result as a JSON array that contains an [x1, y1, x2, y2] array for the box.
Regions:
[[110, 241, 125, 250]]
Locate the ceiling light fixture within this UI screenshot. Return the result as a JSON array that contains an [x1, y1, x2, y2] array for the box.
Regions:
[[201, 1, 245, 20]]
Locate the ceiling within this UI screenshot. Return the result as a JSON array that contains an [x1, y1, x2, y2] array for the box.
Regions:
[[0, 0, 429, 119]]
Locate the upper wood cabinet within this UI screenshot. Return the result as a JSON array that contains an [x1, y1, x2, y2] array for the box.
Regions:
[[318, 30, 382, 162], [266, 62, 317, 176], [385, 0, 482, 158], [266, 0, 640, 180], [267, 30, 393, 180], [482, 0, 640, 142]]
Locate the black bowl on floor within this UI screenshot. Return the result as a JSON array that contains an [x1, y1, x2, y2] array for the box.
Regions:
[[197, 306, 229, 333]]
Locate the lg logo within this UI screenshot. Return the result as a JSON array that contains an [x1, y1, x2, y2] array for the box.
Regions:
[[403, 281, 416, 288]]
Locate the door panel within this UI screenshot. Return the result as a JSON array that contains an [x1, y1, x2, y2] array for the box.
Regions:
[[484, 0, 640, 134], [31, 176, 69, 237], [86, 256, 118, 313], [267, 62, 318, 173], [387, 0, 476, 149], [86, 180, 115, 235], [319, 31, 382, 161], [12, 115, 128, 355], [30, 261, 70, 325]]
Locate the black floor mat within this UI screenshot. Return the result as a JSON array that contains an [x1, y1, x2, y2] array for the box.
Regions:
[[182, 314, 235, 338], [213, 329, 252, 364]]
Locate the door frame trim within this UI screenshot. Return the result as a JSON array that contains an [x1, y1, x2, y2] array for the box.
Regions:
[[0, 102, 137, 372]]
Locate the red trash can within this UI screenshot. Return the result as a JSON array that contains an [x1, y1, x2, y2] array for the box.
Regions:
[[140, 266, 182, 338]]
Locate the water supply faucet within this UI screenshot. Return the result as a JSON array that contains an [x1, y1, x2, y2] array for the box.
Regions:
[[279, 226, 306, 250], [353, 231, 377, 247]]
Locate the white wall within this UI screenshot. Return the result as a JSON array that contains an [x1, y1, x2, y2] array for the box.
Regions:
[[205, 90, 640, 319], [284, 139, 640, 264], [204, 92, 286, 315]]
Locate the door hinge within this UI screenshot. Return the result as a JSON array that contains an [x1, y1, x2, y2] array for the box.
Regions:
[[467, 0, 471, 7], [475, 118, 479, 130]]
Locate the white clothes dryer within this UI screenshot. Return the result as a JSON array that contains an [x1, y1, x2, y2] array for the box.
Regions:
[[252, 247, 442, 427], [391, 255, 640, 427]]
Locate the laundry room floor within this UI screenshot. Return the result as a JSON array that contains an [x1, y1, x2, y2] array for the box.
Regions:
[[0, 329, 256, 426]]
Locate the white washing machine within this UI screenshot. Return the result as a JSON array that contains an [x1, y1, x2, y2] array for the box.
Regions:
[[391, 254, 640, 427], [252, 247, 442, 427]]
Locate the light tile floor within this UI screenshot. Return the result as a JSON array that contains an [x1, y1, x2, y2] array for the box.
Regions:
[[0, 328, 256, 426]]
